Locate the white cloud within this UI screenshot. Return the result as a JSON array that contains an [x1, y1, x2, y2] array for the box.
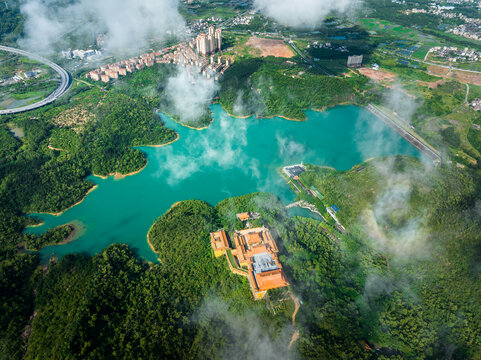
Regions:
[[154, 112, 260, 186], [253, 0, 358, 28], [276, 133, 306, 164], [165, 65, 219, 123], [19, 0, 185, 53]]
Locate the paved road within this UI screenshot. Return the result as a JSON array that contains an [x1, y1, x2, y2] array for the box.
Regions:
[[367, 104, 442, 164], [0, 45, 71, 115], [284, 38, 333, 76], [421, 60, 481, 75]]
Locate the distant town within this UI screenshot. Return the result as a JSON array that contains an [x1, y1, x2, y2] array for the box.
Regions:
[[404, 4, 481, 40], [85, 26, 231, 83], [429, 46, 481, 63]]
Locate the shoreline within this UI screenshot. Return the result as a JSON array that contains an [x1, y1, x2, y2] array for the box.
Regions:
[[140, 133, 180, 147], [28, 135, 180, 218], [92, 134, 180, 180], [56, 223, 80, 246], [146, 201, 182, 263], [146, 223, 162, 263], [178, 122, 211, 131], [162, 101, 356, 132], [93, 163, 148, 180], [221, 105, 304, 121], [24, 223, 80, 252], [218, 103, 355, 122], [258, 114, 305, 122], [54, 222, 80, 247], [160, 110, 212, 131], [31, 185, 98, 217], [223, 108, 252, 119], [25, 220, 45, 228]]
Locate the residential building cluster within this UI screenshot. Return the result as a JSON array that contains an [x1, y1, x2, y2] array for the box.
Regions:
[[210, 222, 289, 300], [445, 0, 478, 4], [85, 51, 159, 82], [404, 8, 457, 18], [308, 42, 349, 53], [430, 46, 481, 62], [85, 36, 231, 83], [189, 17, 223, 33], [194, 25, 222, 56], [449, 23, 481, 41], [403, 6, 481, 40], [231, 14, 254, 26]]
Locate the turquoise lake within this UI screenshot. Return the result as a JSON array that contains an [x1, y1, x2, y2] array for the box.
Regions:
[[27, 104, 423, 262]]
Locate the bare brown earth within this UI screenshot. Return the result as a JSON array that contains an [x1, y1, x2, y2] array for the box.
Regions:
[[288, 290, 301, 350], [51, 106, 95, 132], [246, 37, 295, 58], [358, 67, 396, 82], [417, 78, 446, 89], [428, 65, 481, 86]]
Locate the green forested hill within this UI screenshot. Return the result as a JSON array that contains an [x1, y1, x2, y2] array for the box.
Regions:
[[1, 83, 176, 214], [1, 157, 481, 359], [23, 200, 292, 359], [0, 3, 23, 43], [218, 57, 368, 120], [298, 157, 481, 359]]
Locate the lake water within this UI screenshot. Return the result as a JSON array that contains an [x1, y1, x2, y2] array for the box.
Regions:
[[27, 104, 422, 262]]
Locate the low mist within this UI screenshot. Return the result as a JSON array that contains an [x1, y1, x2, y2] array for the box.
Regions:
[[165, 65, 219, 123], [383, 84, 421, 126], [19, 0, 185, 54], [195, 297, 296, 360], [154, 111, 260, 186], [253, 0, 359, 28]]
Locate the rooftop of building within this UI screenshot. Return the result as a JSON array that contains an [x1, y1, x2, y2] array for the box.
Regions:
[[253, 268, 289, 292], [283, 163, 306, 178], [252, 252, 279, 274], [210, 222, 288, 298], [236, 212, 250, 221], [210, 229, 229, 251]]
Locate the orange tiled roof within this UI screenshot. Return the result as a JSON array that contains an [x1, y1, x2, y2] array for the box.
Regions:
[[255, 269, 289, 291], [210, 230, 229, 251], [236, 212, 250, 221], [248, 244, 268, 255], [245, 232, 263, 245]]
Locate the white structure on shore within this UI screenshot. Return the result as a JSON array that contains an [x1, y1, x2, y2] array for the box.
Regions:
[[282, 163, 306, 178]]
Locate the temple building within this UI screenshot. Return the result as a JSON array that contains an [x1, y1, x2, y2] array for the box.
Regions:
[[210, 225, 289, 300], [210, 230, 230, 257], [236, 212, 250, 221], [236, 211, 261, 222]]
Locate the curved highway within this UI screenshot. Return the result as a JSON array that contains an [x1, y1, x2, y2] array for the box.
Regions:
[[0, 45, 71, 115]]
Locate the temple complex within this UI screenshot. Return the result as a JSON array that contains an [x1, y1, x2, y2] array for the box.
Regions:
[[209, 225, 289, 300], [210, 230, 229, 257]]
